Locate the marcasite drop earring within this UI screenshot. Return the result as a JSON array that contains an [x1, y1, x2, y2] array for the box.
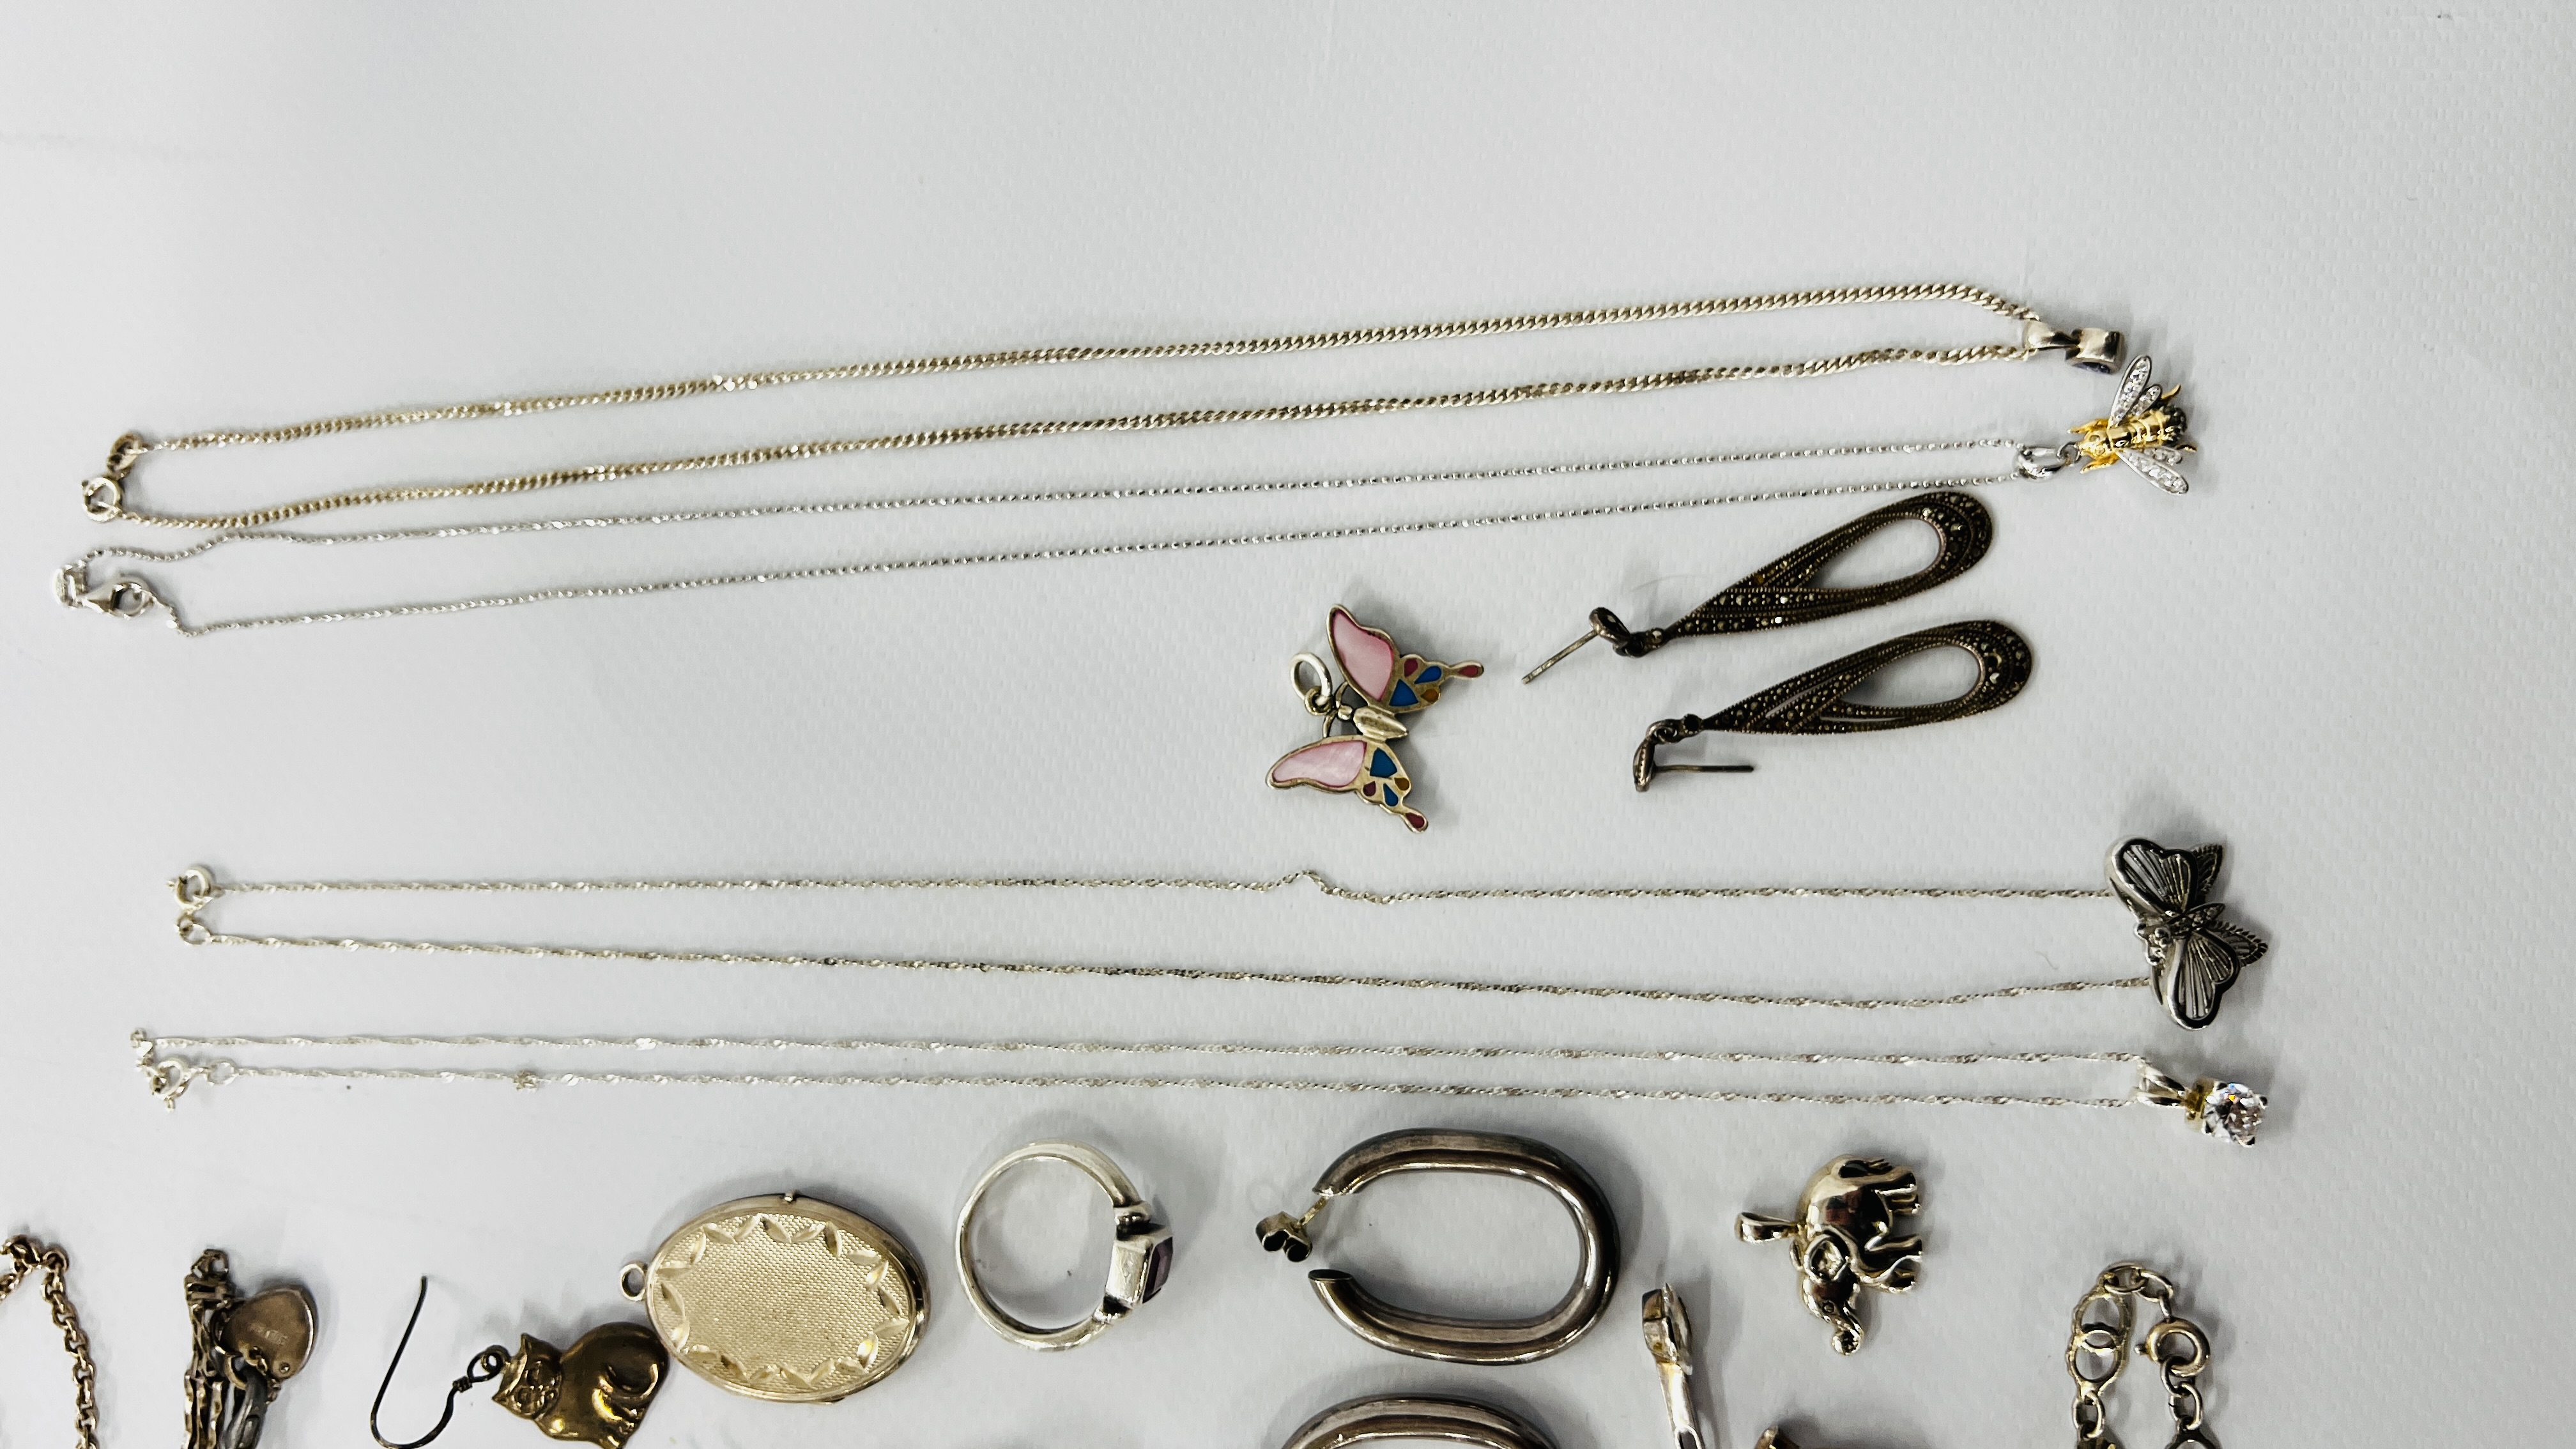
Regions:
[[1522, 491, 1993, 684], [1630, 620, 2034, 789]]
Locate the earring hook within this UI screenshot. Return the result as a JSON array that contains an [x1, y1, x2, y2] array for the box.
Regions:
[[371, 1278, 509, 1449]]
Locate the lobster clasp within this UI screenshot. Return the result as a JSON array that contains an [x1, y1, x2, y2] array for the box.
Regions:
[[2020, 320, 2126, 372], [55, 564, 160, 619]]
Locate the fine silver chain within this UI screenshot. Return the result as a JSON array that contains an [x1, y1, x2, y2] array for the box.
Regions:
[[60, 441, 2048, 636], [183, 926, 2146, 1011], [82, 282, 2080, 528], [199, 865, 2115, 906], [132, 1031, 2157, 1114], [172, 866, 2142, 1012]]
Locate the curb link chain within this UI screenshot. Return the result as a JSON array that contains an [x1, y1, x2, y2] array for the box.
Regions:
[[0, 1235, 102, 1449], [77, 282, 2090, 527]]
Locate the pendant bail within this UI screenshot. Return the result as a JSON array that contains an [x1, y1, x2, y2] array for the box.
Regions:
[[2020, 319, 2126, 372]]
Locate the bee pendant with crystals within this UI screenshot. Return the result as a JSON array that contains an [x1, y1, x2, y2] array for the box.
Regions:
[[2068, 355, 2195, 493]]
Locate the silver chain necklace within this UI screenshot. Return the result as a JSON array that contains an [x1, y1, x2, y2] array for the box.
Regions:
[[128, 1031, 2256, 1146], [73, 281, 2119, 528], [59, 438, 2097, 636], [58, 280, 2138, 635], [169, 861, 2138, 1014]]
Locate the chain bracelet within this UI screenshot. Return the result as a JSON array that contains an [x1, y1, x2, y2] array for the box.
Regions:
[[0, 1235, 102, 1449], [2067, 1262, 2217, 1449]]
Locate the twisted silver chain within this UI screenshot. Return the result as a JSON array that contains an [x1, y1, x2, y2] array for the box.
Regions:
[[146, 1031, 2153, 1074], [204, 865, 2113, 906], [176, 861, 2133, 1010], [185, 926, 2145, 1010], [173, 866, 2137, 1010], [132, 1031, 2151, 1114]]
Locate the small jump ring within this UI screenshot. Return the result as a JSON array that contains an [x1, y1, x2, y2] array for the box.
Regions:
[[1291, 652, 1335, 714], [954, 1140, 1173, 1352]]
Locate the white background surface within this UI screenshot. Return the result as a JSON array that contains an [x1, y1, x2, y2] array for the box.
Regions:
[[3, 3, 2569, 1446]]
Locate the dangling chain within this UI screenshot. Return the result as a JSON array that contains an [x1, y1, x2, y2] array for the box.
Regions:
[[0, 1235, 102, 1449], [74, 281, 2111, 529], [2067, 1263, 2217, 1449]]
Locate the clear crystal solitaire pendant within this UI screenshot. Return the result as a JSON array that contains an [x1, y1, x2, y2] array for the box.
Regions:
[[2135, 1066, 2266, 1146]]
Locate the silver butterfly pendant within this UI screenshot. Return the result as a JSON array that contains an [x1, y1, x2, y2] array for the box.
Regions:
[[2108, 838, 2268, 1029]]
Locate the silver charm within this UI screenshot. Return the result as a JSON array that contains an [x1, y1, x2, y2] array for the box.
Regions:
[[1257, 1128, 1618, 1364], [1736, 1158, 1923, 1355], [2108, 838, 2268, 1029]]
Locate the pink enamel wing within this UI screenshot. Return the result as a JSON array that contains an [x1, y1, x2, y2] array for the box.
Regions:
[[1268, 606, 1483, 831]]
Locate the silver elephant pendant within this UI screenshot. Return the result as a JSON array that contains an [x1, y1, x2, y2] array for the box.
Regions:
[[1736, 1157, 1924, 1354]]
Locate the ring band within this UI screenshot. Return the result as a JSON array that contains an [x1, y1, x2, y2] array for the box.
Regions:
[[955, 1140, 1174, 1351]]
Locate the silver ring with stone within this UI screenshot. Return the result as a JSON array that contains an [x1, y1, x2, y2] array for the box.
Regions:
[[955, 1140, 1174, 1351]]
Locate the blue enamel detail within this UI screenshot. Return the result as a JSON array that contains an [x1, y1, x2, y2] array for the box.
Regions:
[[1389, 682, 1418, 708], [1417, 666, 1442, 683], [1368, 748, 1399, 779]]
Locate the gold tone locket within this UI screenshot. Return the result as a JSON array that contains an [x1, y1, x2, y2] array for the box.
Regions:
[[622, 1193, 927, 1404]]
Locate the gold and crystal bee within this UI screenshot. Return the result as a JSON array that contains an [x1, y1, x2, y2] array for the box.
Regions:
[[2071, 355, 2195, 493]]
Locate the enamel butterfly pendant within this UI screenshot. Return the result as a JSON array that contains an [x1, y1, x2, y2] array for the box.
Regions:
[[1269, 606, 1482, 831]]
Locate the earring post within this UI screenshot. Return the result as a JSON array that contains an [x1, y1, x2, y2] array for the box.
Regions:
[[1520, 628, 1600, 684]]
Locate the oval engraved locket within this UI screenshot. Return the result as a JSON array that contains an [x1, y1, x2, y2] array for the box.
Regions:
[[620, 1193, 928, 1403]]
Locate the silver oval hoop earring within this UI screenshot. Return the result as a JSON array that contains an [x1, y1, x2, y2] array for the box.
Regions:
[[1278, 1395, 1557, 1449], [1254, 1128, 1620, 1364]]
